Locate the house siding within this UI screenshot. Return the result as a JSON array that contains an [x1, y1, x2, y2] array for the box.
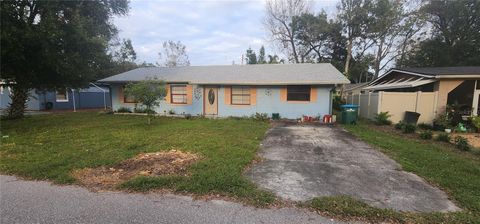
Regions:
[[111, 84, 333, 119], [433, 79, 465, 114], [39, 89, 110, 110], [1, 89, 41, 110], [218, 86, 332, 118], [0, 87, 110, 111], [111, 84, 204, 116]]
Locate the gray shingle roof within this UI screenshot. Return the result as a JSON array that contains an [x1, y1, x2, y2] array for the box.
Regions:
[[394, 66, 480, 76], [98, 63, 350, 85]]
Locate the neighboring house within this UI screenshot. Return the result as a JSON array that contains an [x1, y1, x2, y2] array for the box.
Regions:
[[346, 67, 480, 124], [0, 84, 111, 111], [0, 88, 41, 110], [98, 64, 350, 119]]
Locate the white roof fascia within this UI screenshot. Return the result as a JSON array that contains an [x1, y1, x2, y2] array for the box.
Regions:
[[192, 80, 350, 85], [389, 69, 436, 78], [435, 74, 480, 79]]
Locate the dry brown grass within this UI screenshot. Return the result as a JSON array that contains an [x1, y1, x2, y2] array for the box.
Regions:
[[72, 150, 200, 191], [452, 133, 480, 148]]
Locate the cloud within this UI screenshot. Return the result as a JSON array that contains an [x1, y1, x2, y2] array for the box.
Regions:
[[113, 0, 338, 65]]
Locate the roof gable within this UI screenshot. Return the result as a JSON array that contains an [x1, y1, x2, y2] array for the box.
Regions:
[[364, 66, 480, 91]]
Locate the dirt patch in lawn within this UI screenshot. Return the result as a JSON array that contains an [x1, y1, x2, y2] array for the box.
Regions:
[[72, 150, 200, 191], [452, 133, 480, 148]]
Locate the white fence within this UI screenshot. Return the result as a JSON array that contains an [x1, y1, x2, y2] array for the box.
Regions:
[[346, 91, 439, 124]]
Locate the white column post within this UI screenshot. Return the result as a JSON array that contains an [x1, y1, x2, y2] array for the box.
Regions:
[[415, 91, 421, 113], [433, 91, 439, 118], [71, 89, 76, 112], [367, 91, 371, 118], [378, 91, 383, 113], [472, 80, 479, 116], [357, 93, 361, 115]]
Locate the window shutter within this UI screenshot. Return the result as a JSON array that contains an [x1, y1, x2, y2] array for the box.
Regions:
[[250, 87, 256, 105], [186, 85, 193, 105], [166, 84, 171, 104], [310, 87, 317, 102], [280, 87, 287, 102], [224, 86, 231, 105]]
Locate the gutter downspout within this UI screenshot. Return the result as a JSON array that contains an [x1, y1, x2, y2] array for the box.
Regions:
[[329, 86, 335, 115], [90, 82, 107, 110]]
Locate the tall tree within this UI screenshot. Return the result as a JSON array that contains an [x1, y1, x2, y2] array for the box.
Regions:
[[324, 20, 348, 72], [116, 39, 137, 63], [1, 0, 129, 118], [258, 46, 267, 64], [395, 2, 428, 67], [293, 11, 332, 63], [243, 46, 284, 64], [157, 40, 190, 67], [246, 47, 258, 64], [350, 54, 374, 83], [399, 0, 480, 67], [368, 0, 406, 78], [268, 55, 285, 64], [264, 0, 312, 63], [99, 38, 140, 78], [337, 0, 371, 78]]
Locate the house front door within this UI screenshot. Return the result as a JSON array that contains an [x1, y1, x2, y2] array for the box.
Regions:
[[204, 87, 218, 115]]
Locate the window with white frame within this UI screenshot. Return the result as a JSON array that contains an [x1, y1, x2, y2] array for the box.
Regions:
[[170, 84, 187, 104], [55, 89, 69, 102], [231, 86, 251, 105]]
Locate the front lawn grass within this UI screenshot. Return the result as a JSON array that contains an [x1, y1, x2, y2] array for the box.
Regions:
[[0, 112, 274, 205], [308, 196, 477, 224], [317, 121, 480, 223]]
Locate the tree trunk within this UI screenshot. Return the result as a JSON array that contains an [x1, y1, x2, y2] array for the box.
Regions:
[[7, 87, 29, 119], [344, 38, 353, 78], [290, 37, 300, 63], [397, 36, 409, 67], [373, 38, 385, 79], [147, 106, 152, 125]]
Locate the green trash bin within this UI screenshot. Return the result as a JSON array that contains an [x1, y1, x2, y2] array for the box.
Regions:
[[272, 113, 280, 120], [340, 104, 359, 124]]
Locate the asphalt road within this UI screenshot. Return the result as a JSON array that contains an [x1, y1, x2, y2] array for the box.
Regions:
[[0, 175, 350, 224]]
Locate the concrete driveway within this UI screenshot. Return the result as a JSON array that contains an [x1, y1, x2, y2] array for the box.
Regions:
[[246, 124, 459, 212]]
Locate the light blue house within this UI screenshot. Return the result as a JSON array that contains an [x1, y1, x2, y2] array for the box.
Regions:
[[0, 84, 110, 111], [98, 64, 349, 119]]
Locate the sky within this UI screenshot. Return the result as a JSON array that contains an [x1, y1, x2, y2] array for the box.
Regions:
[[113, 0, 339, 66]]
